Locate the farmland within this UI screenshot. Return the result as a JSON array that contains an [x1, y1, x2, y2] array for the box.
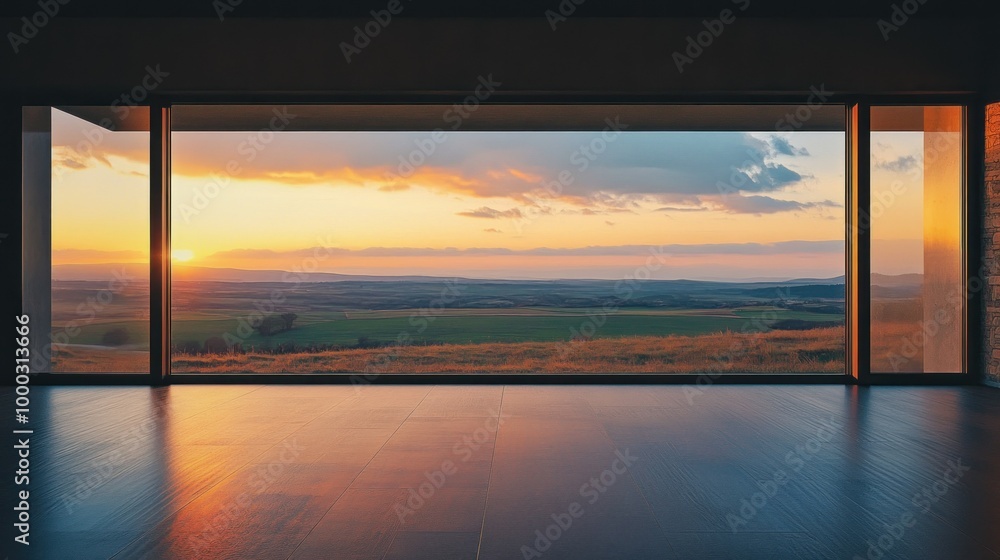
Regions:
[[48, 275, 848, 373], [172, 326, 846, 374]]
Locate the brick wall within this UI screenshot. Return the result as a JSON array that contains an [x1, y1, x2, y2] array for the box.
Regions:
[[984, 103, 1000, 386]]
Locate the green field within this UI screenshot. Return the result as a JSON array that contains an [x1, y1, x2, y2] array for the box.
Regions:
[[49, 278, 844, 356], [54, 306, 841, 351]]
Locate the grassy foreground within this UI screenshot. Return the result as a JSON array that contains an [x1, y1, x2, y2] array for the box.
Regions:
[[168, 327, 845, 374], [50, 346, 150, 373]]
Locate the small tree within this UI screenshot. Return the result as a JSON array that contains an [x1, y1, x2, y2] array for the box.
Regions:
[[175, 340, 202, 354], [357, 336, 388, 349], [101, 327, 130, 346], [253, 314, 298, 337], [203, 336, 229, 354]]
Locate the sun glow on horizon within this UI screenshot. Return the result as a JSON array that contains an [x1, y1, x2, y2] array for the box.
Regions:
[[172, 249, 195, 262]]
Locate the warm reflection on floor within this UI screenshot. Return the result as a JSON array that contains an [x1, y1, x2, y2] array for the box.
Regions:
[[16, 385, 1000, 559]]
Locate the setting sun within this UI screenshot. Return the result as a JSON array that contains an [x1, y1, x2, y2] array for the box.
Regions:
[[172, 249, 194, 262]]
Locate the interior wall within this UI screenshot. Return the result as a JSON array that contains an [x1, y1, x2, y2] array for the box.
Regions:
[[990, 37, 1000, 101], [985, 103, 1000, 387], [0, 17, 988, 98], [1, 98, 21, 375]]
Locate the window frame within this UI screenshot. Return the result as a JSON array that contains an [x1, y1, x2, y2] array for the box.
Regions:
[[21, 93, 983, 386]]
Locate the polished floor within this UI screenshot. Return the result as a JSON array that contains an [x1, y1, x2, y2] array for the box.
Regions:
[[10, 385, 1000, 559]]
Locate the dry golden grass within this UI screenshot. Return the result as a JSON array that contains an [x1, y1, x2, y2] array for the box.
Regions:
[[170, 327, 845, 374], [871, 319, 925, 372], [49, 346, 150, 373]]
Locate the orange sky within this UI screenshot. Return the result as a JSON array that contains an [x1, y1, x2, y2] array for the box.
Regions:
[[48, 107, 931, 280]]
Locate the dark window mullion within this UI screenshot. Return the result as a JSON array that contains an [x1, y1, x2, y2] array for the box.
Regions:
[[150, 104, 171, 385], [848, 102, 872, 384]]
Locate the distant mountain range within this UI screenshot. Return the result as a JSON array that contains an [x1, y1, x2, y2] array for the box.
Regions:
[[53, 263, 454, 283], [870, 273, 922, 287], [51, 263, 848, 284], [51, 263, 916, 288]]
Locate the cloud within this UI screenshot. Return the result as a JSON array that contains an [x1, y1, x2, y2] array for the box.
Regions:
[[875, 155, 920, 173], [457, 206, 524, 219], [655, 205, 709, 213], [605, 221, 616, 226], [484, 228, 503, 233], [205, 240, 843, 261], [755, 164, 804, 187], [162, 130, 812, 202], [55, 156, 88, 170], [52, 248, 146, 262], [52, 145, 110, 171], [770, 136, 810, 156], [54, 110, 832, 217], [573, 206, 635, 215], [712, 194, 841, 215], [51, 110, 149, 170]]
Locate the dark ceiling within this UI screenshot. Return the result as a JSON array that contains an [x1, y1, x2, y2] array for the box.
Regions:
[[0, 0, 998, 18]]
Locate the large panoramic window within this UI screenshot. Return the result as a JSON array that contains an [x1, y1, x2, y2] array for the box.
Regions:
[[22, 107, 150, 373], [870, 106, 964, 373], [166, 105, 846, 374]]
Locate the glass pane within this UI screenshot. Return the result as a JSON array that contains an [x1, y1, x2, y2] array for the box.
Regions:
[[169, 104, 845, 374], [39, 107, 150, 373], [870, 106, 964, 373]]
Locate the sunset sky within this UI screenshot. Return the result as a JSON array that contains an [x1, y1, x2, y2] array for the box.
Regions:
[[50, 107, 927, 281]]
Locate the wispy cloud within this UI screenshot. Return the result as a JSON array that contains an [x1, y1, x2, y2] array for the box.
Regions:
[[655, 205, 709, 213], [770, 135, 810, 156], [55, 105, 832, 218], [875, 155, 920, 173], [205, 240, 844, 260], [457, 207, 524, 219], [159, 130, 815, 212], [711, 195, 841, 215], [52, 248, 147, 263]]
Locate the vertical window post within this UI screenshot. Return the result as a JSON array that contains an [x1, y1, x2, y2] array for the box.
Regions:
[[150, 103, 171, 384], [21, 107, 52, 375], [848, 102, 872, 384]]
